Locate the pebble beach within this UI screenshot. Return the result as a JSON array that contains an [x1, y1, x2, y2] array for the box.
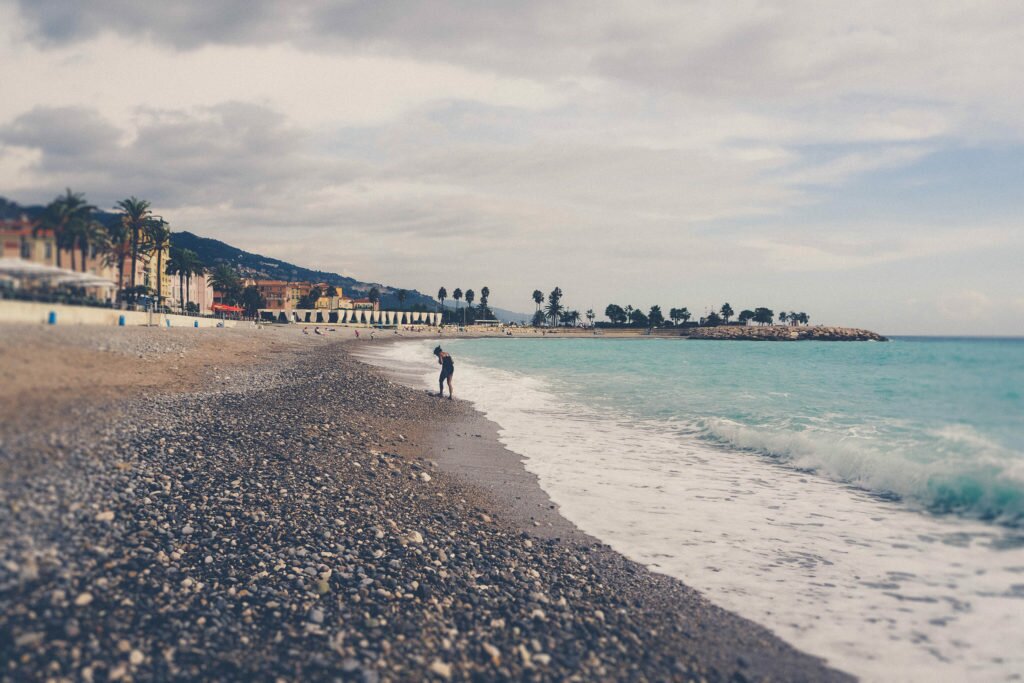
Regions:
[[0, 324, 850, 682]]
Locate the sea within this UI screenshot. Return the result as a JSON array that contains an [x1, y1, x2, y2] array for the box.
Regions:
[[362, 336, 1024, 681]]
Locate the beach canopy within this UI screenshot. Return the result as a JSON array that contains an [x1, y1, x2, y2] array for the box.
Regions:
[[211, 303, 243, 313], [0, 258, 117, 288]]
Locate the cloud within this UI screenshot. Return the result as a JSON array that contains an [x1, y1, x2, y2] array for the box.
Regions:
[[936, 289, 994, 321], [0, 103, 349, 208], [1, 1, 1023, 333]]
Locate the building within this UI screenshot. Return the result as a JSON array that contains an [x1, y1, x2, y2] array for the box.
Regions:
[[245, 279, 292, 309], [1, 216, 56, 265], [351, 298, 379, 311]]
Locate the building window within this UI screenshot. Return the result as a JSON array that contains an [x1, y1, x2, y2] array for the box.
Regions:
[[21, 239, 31, 259], [44, 242, 53, 259]]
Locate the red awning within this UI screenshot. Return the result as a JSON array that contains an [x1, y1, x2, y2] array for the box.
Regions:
[[212, 303, 243, 313]]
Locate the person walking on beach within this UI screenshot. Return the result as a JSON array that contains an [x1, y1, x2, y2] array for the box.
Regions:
[[434, 345, 454, 399]]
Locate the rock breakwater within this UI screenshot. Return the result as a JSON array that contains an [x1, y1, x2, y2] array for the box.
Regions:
[[683, 325, 887, 342]]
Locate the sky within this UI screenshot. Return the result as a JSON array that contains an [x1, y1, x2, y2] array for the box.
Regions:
[[0, 1, 1022, 335]]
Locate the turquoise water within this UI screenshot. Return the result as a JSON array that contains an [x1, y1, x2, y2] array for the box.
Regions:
[[362, 336, 1024, 678], [445, 336, 1024, 525]]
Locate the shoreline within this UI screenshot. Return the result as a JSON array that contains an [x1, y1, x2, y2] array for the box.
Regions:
[[0, 324, 850, 681], [350, 337, 855, 679]]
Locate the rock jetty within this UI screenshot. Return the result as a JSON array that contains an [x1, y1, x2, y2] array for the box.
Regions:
[[682, 325, 886, 342]]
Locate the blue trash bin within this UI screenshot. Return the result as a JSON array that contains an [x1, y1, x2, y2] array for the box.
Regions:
[[47, 311, 57, 325], [118, 315, 126, 327], [194, 320, 199, 328], [166, 319, 171, 328]]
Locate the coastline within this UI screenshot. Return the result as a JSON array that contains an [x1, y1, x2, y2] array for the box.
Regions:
[[350, 337, 853, 680], [0, 325, 850, 681]]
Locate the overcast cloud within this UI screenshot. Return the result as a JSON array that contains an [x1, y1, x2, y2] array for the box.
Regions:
[[1, 1, 1022, 334]]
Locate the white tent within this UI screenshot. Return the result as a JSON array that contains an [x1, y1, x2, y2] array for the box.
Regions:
[[0, 258, 116, 289]]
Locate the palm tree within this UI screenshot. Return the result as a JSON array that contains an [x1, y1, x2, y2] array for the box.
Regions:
[[779, 311, 789, 325], [145, 218, 172, 309], [184, 251, 206, 312], [368, 287, 381, 309], [209, 264, 242, 305], [397, 289, 408, 309], [437, 286, 447, 315], [167, 248, 187, 312], [115, 197, 152, 290], [37, 189, 95, 269], [532, 290, 543, 315], [464, 289, 475, 325], [678, 307, 691, 324], [545, 287, 564, 326], [721, 303, 734, 324], [75, 220, 110, 273], [586, 309, 595, 327], [452, 288, 463, 323], [479, 286, 490, 319]]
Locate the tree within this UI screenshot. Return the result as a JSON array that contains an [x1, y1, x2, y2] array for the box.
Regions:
[[678, 307, 691, 324], [478, 286, 490, 318], [75, 219, 110, 273], [779, 311, 789, 325], [720, 303, 734, 324], [703, 311, 722, 326], [241, 285, 267, 317], [397, 289, 408, 309], [145, 218, 171, 309], [531, 310, 547, 327], [532, 290, 544, 315], [184, 252, 206, 312], [545, 287, 563, 326], [209, 264, 243, 306], [167, 248, 203, 313], [586, 309, 595, 327], [648, 305, 665, 327], [738, 309, 755, 325], [452, 288, 463, 323], [167, 248, 187, 313], [464, 289, 475, 324], [561, 309, 580, 326], [115, 197, 152, 291], [367, 287, 381, 308], [297, 286, 322, 309], [38, 189, 96, 269], [629, 308, 649, 327], [437, 286, 447, 315], [604, 304, 626, 325], [753, 307, 774, 326], [103, 217, 131, 301], [325, 285, 339, 297]]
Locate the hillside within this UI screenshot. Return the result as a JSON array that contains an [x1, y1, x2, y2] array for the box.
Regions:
[[1, 196, 528, 320]]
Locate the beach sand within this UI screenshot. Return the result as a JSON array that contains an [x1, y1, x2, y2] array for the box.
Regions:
[[0, 323, 850, 681]]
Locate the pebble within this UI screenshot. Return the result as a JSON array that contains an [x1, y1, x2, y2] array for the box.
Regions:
[[428, 660, 453, 680], [0, 327, 849, 683]]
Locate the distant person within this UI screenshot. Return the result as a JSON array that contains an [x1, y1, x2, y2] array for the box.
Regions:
[[314, 326, 323, 335], [434, 345, 454, 399], [354, 329, 360, 340]]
